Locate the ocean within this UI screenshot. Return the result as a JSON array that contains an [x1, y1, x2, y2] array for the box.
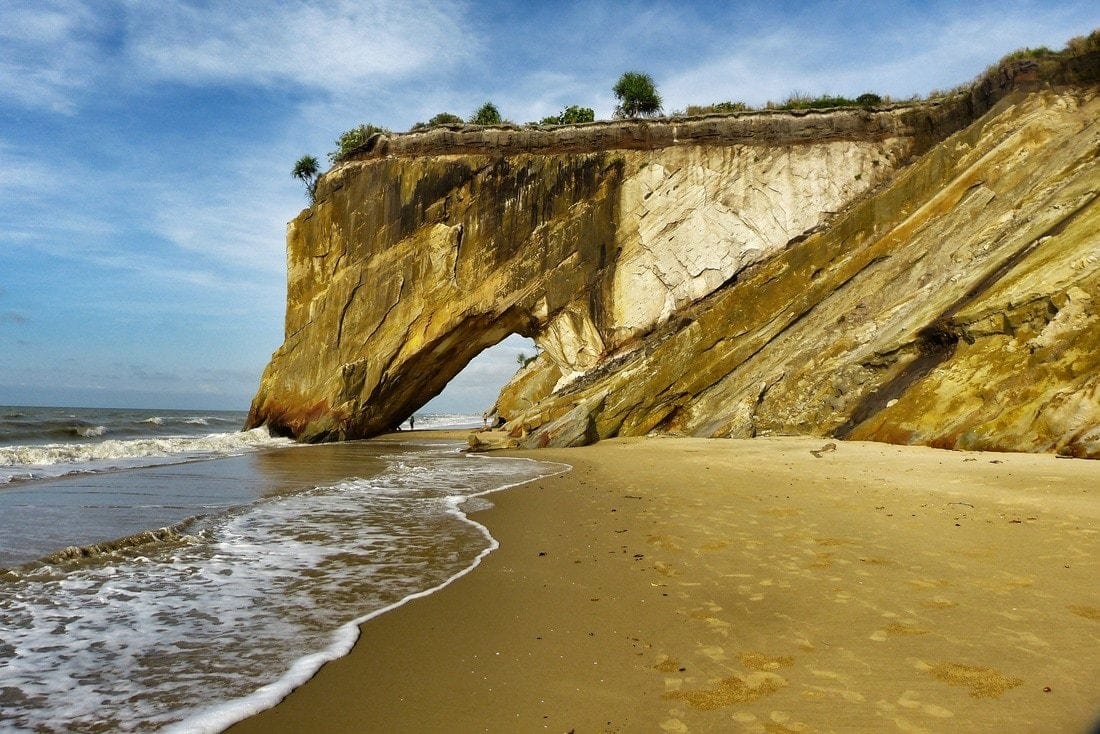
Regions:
[[0, 406, 562, 732]]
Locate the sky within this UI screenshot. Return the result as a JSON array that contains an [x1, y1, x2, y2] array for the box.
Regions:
[[1, 1, 1096, 412]]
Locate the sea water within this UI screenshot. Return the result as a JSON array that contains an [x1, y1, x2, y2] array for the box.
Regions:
[[0, 406, 561, 732]]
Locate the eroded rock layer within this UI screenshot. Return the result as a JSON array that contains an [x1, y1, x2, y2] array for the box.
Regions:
[[507, 88, 1100, 456], [247, 59, 1100, 456]]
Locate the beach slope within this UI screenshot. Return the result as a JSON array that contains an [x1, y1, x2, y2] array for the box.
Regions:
[[230, 436, 1099, 733]]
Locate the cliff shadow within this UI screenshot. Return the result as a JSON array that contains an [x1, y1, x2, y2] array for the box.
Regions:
[[346, 309, 544, 438]]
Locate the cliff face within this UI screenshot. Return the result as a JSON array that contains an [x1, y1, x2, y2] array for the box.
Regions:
[[247, 59, 1100, 457]]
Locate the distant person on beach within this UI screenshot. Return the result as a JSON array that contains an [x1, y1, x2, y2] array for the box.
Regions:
[[409, 415, 415, 431]]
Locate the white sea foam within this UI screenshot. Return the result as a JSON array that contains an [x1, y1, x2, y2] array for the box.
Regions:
[[170, 453, 569, 734], [409, 412, 483, 430], [2, 448, 567, 734], [141, 416, 165, 425], [0, 427, 293, 484], [0, 446, 567, 733]]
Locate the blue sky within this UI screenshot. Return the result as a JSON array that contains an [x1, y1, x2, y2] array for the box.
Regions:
[[1, 1, 1096, 412]]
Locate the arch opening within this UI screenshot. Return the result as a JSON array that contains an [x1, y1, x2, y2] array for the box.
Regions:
[[414, 334, 537, 425]]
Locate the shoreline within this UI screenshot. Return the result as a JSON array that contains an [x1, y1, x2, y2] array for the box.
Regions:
[[177, 436, 568, 734], [228, 435, 1100, 733]]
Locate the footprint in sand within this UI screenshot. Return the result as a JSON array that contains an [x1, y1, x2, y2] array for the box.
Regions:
[[872, 622, 931, 641], [859, 556, 900, 567], [652, 560, 677, 577], [803, 684, 866, 704], [877, 693, 954, 733], [814, 536, 856, 547], [921, 661, 1023, 698], [647, 534, 683, 552], [986, 574, 1035, 592], [765, 710, 813, 732], [1068, 604, 1100, 620], [739, 651, 795, 672], [699, 645, 727, 662], [896, 690, 954, 718], [653, 655, 683, 673], [663, 671, 787, 710]]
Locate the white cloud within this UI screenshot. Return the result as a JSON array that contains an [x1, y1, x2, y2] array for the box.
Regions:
[[662, 5, 1100, 108], [0, 1, 106, 113], [0, 139, 131, 249], [0, 136, 289, 296], [123, 0, 474, 95], [0, 1, 477, 114], [0, 141, 61, 194], [145, 183, 292, 278]]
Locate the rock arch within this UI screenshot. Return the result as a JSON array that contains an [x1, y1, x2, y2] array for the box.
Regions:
[[247, 113, 920, 442], [247, 151, 627, 440]]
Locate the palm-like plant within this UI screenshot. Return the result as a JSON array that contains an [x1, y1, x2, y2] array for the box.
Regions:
[[613, 72, 663, 118], [292, 155, 320, 202]]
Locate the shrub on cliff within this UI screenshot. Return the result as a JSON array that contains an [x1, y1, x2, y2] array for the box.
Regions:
[[769, 91, 893, 110], [410, 112, 464, 131], [1065, 29, 1100, 56], [560, 105, 595, 124], [679, 101, 749, 116], [771, 92, 861, 110], [328, 123, 388, 162], [539, 105, 596, 125], [292, 155, 320, 203], [613, 71, 662, 118], [469, 102, 502, 125]]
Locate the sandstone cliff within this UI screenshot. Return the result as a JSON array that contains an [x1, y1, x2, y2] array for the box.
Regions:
[[247, 54, 1100, 457]]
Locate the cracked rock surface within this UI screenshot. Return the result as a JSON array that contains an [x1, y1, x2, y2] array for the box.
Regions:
[[505, 87, 1100, 457], [247, 57, 1100, 456]]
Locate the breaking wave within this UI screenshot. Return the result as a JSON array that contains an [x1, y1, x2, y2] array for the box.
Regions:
[[0, 427, 294, 484]]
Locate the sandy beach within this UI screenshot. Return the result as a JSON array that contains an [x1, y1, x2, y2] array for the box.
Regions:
[[229, 435, 1099, 733]]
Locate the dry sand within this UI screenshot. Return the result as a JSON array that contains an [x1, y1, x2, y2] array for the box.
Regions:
[[229, 435, 1100, 733]]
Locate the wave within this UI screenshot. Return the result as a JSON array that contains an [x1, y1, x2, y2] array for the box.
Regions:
[[141, 417, 165, 425], [0, 441, 566, 732], [2, 420, 113, 441], [0, 428, 294, 484], [169, 454, 571, 734], [410, 413, 484, 430], [1, 523, 203, 580]]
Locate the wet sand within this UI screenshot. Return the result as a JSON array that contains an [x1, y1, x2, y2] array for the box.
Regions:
[[229, 435, 1100, 733]]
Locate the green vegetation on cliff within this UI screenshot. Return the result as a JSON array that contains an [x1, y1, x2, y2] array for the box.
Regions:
[[539, 105, 596, 126], [298, 29, 1098, 175], [613, 71, 663, 118], [329, 123, 390, 162], [410, 112, 465, 131], [291, 155, 320, 202], [469, 102, 503, 126]]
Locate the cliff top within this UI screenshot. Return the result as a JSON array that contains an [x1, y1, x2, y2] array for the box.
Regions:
[[334, 49, 1099, 164]]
